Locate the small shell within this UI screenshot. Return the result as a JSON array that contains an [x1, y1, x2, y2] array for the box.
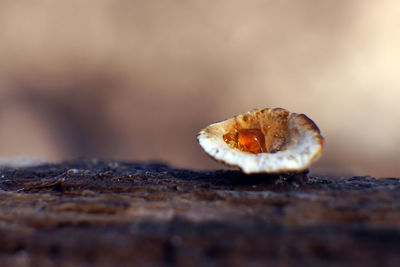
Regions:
[[197, 108, 324, 174]]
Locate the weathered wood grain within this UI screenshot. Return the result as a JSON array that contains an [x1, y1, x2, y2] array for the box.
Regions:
[[0, 160, 399, 266]]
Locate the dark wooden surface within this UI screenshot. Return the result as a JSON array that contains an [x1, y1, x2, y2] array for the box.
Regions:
[[0, 160, 399, 266]]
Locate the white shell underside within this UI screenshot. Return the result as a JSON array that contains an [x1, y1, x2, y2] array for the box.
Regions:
[[197, 110, 323, 174]]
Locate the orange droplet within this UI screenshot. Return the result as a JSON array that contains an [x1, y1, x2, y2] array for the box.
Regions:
[[238, 128, 266, 153], [223, 132, 238, 149]]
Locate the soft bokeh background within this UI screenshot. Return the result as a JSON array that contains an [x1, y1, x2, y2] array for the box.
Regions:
[[0, 0, 399, 177]]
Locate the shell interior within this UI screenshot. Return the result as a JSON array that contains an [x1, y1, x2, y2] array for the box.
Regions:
[[197, 108, 324, 174]]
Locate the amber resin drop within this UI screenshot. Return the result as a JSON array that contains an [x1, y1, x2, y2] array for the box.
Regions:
[[223, 132, 238, 149], [237, 128, 266, 153], [224, 128, 266, 153]]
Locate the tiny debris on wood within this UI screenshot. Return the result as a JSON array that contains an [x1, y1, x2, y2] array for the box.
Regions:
[[0, 159, 399, 266]]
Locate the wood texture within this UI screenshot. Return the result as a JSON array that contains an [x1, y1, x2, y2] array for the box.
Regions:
[[0, 160, 399, 266]]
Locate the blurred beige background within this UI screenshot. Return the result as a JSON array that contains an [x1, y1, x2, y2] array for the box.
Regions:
[[0, 0, 399, 177]]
